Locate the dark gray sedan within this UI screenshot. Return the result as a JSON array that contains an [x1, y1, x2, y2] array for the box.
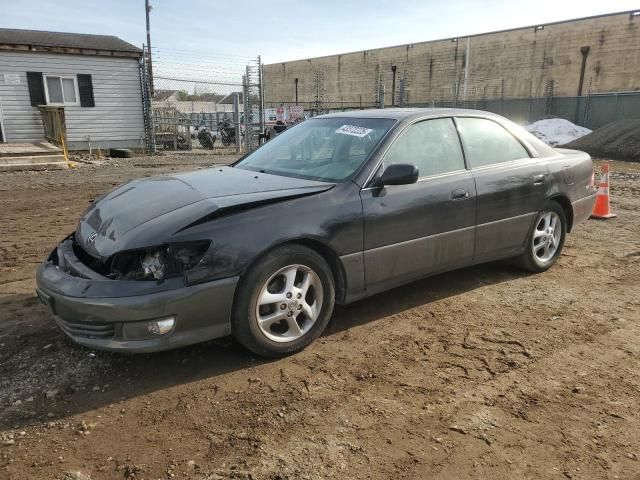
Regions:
[[36, 109, 597, 357]]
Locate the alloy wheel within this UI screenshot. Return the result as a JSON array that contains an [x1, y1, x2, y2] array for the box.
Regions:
[[255, 264, 324, 343], [532, 211, 562, 263]]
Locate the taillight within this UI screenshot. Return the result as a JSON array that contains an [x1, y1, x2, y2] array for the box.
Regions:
[[589, 169, 595, 189]]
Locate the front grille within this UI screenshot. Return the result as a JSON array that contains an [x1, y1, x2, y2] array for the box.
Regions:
[[59, 319, 115, 339]]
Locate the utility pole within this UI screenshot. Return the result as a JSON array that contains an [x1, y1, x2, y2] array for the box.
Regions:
[[145, 0, 154, 96]]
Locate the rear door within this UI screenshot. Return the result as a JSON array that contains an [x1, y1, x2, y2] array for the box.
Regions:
[[455, 116, 549, 263], [360, 117, 476, 294]]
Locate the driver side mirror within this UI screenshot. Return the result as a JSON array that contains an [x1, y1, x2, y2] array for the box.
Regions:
[[380, 163, 419, 186]]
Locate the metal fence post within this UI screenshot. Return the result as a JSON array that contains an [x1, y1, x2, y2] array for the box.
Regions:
[[482, 85, 487, 111], [258, 56, 265, 135], [140, 45, 156, 153], [573, 95, 582, 125], [233, 92, 241, 154], [243, 69, 250, 153], [583, 89, 592, 127], [453, 81, 458, 107], [527, 80, 533, 123]]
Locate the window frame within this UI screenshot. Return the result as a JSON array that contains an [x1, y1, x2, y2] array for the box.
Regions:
[[377, 116, 469, 183], [43, 74, 80, 106], [452, 115, 534, 170]]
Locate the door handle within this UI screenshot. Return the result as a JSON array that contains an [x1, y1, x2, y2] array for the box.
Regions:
[[451, 189, 470, 200], [533, 174, 546, 185]]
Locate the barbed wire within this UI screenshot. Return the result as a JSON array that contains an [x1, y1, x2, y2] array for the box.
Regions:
[[150, 47, 259, 86], [151, 47, 256, 62], [155, 76, 243, 87]]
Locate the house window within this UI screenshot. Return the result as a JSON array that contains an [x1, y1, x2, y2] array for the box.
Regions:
[[43, 75, 79, 106]]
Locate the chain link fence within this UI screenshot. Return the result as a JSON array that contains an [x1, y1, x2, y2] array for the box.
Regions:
[[265, 87, 640, 129], [141, 47, 639, 152], [404, 91, 640, 129], [140, 47, 265, 154], [264, 52, 640, 129]]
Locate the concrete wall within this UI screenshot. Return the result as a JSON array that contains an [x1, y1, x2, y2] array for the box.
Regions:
[[264, 11, 640, 107], [0, 51, 145, 150]]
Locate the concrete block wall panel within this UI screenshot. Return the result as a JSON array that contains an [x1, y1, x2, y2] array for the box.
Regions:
[[264, 11, 640, 107]]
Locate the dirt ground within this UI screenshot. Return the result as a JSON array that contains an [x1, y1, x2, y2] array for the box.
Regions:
[[0, 154, 639, 480]]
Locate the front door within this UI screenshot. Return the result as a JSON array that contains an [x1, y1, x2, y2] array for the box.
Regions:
[[454, 116, 550, 263], [360, 117, 477, 295]]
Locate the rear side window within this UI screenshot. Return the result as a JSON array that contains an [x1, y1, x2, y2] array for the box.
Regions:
[[456, 117, 529, 168], [384, 118, 465, 177]]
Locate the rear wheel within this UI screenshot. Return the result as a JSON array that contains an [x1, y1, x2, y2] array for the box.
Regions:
[[231, 245, 335, 357], [517, 201, 567, 272]]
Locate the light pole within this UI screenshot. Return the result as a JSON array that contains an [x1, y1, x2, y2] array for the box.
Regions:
[[145, 0, 154, 96]]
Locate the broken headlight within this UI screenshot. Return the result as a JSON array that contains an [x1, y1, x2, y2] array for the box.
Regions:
[[109, 241, 210, 281]]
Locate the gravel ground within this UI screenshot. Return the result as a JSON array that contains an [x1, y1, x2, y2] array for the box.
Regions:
[[0, 155, 639, 480], [564, 120, 640, 162]]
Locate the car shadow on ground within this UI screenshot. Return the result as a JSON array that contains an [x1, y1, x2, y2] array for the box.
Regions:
[[0, 261, 531, 429]]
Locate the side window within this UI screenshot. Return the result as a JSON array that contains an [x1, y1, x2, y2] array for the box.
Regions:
[[43, 75, 79, 106], [384, 118, 465, 177], [456, 117, 529, 168]]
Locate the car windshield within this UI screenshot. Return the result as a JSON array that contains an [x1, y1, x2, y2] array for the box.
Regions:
[[236, 117, 396, 182]]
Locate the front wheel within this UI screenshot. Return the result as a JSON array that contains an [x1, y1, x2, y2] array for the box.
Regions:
[[517, 201, 567, 272], [231, 245, 335, 357]]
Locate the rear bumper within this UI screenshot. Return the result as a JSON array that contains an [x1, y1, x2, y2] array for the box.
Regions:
[[572, 192, 598, 226], [36, 247, 238, 353]]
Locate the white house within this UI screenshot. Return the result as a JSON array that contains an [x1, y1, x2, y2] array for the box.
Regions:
[[152, 89, 238, 114], [0, 28, 145, 150]]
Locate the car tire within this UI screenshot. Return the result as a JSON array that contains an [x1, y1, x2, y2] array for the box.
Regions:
[[109, 148, 133, 158], [516, 200, 567, 272], [231, 244, 335, 357]]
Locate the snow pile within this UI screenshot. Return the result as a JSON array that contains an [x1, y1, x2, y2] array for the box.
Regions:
[[526, 118, 591, 146]]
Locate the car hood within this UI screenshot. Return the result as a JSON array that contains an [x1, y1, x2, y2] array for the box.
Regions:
[[76, 166, 334, 258]]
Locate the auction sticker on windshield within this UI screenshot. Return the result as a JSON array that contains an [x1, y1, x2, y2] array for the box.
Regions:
[[335, 125, 373, 137]]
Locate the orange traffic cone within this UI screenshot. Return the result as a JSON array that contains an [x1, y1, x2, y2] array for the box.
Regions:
[[591, 163, 616, 219]]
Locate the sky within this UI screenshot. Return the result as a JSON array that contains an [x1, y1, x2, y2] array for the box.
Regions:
[[2, 0, 639, 80]]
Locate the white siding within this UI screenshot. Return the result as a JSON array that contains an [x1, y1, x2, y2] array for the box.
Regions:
[[0, 51, 145, 149]]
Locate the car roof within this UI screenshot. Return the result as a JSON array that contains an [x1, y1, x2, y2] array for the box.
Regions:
[[316, 107, 501, 121]]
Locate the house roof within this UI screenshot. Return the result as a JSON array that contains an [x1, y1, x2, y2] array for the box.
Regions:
[[218, 92, 244, 104], [0, 28, 142, 56], [153, 89, 178, 102]]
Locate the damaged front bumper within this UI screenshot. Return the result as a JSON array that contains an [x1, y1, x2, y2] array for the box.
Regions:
[[35, 239, 238, 353]]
